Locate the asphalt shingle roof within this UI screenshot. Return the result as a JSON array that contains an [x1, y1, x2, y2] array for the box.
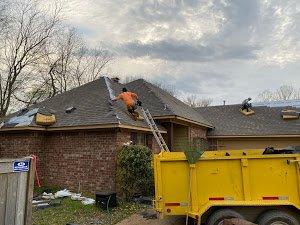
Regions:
[[196, 104, 300, 136], [0, 77, 165, 131], [0, 77, 213, 130], [126, 79, 212, 127]]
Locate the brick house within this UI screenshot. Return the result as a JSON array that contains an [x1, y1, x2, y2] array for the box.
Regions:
[[0, 77, 212, 193], [1, 77, 299, 193]]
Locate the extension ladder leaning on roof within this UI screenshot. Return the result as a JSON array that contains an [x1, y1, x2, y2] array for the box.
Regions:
[[140, 107, 169, 152]]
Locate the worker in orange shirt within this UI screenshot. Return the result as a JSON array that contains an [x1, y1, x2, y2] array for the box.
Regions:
[[113, 87, 142, 119]]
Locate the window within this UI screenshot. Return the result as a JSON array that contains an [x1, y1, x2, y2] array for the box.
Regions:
[[131, 132, 146, 145]]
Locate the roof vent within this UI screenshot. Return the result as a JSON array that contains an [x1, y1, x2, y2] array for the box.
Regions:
[[66, 107, 76, 114], [111, 77, 120, 83], [18, 108, 29, 116], [281, 109, 299, 120]]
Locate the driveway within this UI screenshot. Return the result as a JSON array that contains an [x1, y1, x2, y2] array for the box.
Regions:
[[117, 213, 186, 225]]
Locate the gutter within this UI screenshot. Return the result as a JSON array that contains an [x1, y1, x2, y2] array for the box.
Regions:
[[0, 123, 167, 133], [0, 127, 46, 132], [153, 115, 213, 128], [207, 134, 300, 138]]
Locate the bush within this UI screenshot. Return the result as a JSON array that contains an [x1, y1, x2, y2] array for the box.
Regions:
[[117, 145, 154, 200]]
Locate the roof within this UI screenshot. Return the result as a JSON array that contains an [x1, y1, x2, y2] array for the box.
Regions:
[[0, 77, 166, 132], [253, 99, 300, 108], [196, 104, 300, 137], [126, 79, 213, 127]]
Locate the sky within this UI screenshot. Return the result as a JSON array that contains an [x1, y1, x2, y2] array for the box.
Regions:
[[63, 0, 300, 105]]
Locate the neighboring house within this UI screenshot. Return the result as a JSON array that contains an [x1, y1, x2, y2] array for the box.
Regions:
[[196, 104, 300, 150], [0, 77, 212, 193]]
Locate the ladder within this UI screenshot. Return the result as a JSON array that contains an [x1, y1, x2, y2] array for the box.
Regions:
[[140, 108, 170, 152]]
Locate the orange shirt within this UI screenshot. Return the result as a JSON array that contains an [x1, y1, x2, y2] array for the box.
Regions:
[[116, 92, 138, 107]]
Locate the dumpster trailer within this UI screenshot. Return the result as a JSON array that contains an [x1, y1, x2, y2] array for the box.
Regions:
[[154, 150, 300, 225]]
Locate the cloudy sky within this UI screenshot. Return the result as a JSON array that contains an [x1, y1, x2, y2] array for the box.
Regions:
[[63, 0, 300, 105]]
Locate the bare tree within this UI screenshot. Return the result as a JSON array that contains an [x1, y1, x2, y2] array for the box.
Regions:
[[184, 94, 213, 107], [257, 90, 274, 102], [0, 0, 62, 116], [153, 82, 178, 97], [44, 28, 80, 97], [123, 75, 179, 97], [73, 45, 113, 86], [257, 85, 300, 102], [15, 28, 113, 105], [275, 85, 297, 100]]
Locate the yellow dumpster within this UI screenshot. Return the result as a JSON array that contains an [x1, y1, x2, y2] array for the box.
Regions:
[[154, 150, 300, 225]]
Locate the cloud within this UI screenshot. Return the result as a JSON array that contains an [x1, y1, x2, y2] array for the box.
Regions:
[[56, 0, 300, 104], [120, 39, 259, 62]]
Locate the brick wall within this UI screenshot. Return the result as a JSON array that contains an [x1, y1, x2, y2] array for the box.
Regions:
[[43, 129, 119, 193], [0, 128, 161, 193], [116, 129, 131, 149], [190, 125, 207, 140], [0, 131, 45, 177], [150, 135, 161, 153], [0, 129, 133, 193]]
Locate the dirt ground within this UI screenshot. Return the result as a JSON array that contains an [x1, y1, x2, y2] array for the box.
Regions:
[[117, 214, 186, 225]]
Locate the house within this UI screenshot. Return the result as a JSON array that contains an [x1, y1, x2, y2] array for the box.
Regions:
[[0, 77, 212, 193], [1, 77, 299, 193], [196, 104, 300, 150]]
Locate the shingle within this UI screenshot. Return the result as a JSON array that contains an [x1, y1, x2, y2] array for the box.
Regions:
[[32, 78, 119, 127], [126, 79, 213, 127], [0, 77, 166, 131], [196, 105, 300, 136]]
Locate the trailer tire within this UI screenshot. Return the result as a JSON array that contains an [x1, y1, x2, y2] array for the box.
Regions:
[[257, 210, 299, 225], [207, 209, 244, 225]]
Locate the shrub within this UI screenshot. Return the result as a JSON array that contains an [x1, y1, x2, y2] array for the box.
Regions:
[[117, 145, 154, 200]]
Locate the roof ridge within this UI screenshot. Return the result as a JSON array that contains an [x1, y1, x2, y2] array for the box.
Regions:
[[141, 80, 176, 115], [103, 76, 121, 124], [188, 104, 213, 125], [143, 80, 212, 126]]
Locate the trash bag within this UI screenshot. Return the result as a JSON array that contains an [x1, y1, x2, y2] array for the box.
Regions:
[[81, 197, 95, 205], [71, 193, 84, 201], [55, 189, 72, 198]]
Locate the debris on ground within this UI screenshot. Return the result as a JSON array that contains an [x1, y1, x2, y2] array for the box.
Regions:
[[33, 189, 95, 207], [42, 192, 55, 199], [33, 198, 62, 209], [55, 189, 72, 198], [71, 193, 84, 201], [81, 197, 95, 205], [35, 202, 50, 209]]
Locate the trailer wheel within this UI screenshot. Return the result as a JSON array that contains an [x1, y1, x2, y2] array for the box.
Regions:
[[257, 210, 299, 225], [207, 209, 244, 225]]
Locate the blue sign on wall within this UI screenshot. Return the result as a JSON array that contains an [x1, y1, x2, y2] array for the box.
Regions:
[[13, 160, 30, 172]]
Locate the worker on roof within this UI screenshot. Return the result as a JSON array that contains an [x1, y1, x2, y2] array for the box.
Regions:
[[241, 97, 252, 112], [113, 87, 142, 119]]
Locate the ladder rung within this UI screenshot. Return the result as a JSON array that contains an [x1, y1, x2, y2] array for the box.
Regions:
[[140, 107, 169, 152]]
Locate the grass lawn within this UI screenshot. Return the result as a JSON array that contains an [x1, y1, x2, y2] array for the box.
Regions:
[[33, 198, 146, 225]]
